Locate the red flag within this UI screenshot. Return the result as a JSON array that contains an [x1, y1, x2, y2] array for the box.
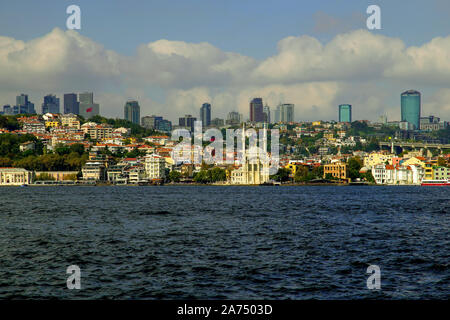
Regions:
[[86, 107, 93, 113]]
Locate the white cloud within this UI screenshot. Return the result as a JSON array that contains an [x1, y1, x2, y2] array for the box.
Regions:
[[1, 28, 450, 121]]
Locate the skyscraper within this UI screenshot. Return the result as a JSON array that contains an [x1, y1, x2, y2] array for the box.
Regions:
[[124, 100, 140, 125], [79, 92, 100, 119], [16, 94, 35, 114], [338, 104, 352, 123], [263, 105, 271, 123], [250, 98, 264, 122], [141, 115, 163, 129], [64, 93, 79, 114], [41, 94, 60, 114], [200, 103, 211, 126], [277, 104, 294, 123], [226, 111, 242, 125], [179, 115, 196, 132], [401, 90, 421, 130]]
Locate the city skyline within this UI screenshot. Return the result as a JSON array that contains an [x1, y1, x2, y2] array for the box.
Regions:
[[1, 2, 450, 123]]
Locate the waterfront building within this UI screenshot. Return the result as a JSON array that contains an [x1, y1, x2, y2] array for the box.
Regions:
[[124, 100, 140, 125], [79, 92, 100, 119], [0, 168, 33, 185], [424, 162, 434, 180], [200, 103, 211, 127], [64, 93, 79, 114], [339, 104, 352, 123], [107, 165, 129, 184], [371, 164, 424, 185], [230, 125, 270, 185], [34, 171, 78, 181], [401, 90, 421, 130], [323, 161, 348, 180], [145, 154, 166, 180], [81, 162, 106, 181], [432, 166, 450, 180], [128, 166, 146, 184], [249, 98, 264, 122], [41, 95, 60, 114]]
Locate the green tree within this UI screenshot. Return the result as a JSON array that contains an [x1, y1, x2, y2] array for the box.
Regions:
[[270, 168, 291, 182], [168, 170, 182, 182], [347, 157, 363, 180], [210, 167, 226, 182]]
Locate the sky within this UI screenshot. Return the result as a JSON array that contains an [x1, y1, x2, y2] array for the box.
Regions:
[[1, 0, 450, 122]]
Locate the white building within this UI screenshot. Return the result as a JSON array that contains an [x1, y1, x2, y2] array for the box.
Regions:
[[0, 168, 33, 185], [230, 125, 270, 185], [371, 164, 424, 185], [145, 154, 166, 180]]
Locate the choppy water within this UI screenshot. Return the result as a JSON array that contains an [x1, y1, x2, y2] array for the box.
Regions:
[[0, 186, 448, 299]]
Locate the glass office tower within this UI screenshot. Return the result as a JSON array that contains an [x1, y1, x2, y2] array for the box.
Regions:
[[124, 100, 141, 125], [200, 103, 211, 126], [401, 90, 421, 130], [339, 104, 352, 123]]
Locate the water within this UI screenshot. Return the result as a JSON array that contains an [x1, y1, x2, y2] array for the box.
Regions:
[[0, 186, 448, 299]]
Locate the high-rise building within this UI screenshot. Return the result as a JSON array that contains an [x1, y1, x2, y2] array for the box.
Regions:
[[16, 94, 35, 114], [64, 93, 79, 114], [250, 98, 264, 122], [79, 92, 99, 119], [277, 104, 294, 123], [338, 104, 352, 123], [226, 111, 242, 125], [142, 115, 163, 129], [200, 103, 211, 126], [263, 105, 271, 123], [401, 90, 421, 130], [156, 119, 172, 132], [41, 94, 60, 114], [2, 105, 12, 115], [124, 100, 140, 125], [179, 115, 196, 132]]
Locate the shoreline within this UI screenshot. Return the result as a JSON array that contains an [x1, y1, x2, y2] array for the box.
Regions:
[[1, 182, 428, 187]]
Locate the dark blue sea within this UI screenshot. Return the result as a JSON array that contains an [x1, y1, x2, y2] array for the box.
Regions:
[[0, 186, 448, 299]]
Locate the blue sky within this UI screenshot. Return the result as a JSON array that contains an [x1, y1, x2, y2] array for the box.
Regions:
[[1, 0, 449, 58], [1, 0, 450, 122]]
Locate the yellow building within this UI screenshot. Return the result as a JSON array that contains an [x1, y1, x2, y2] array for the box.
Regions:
[[323, 162, 348, 180], [61, 114, 81, 129], [402, 157, 426, 168], [0, 168, 33, 185], [363, 153, 393, 167], [423, 162, 433, 180], [45, 120, 60, 128], [285, 162, 307, 177], [312, 121, 321, 126]]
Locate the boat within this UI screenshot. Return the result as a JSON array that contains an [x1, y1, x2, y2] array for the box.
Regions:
[[421, 179, 450, 186]]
